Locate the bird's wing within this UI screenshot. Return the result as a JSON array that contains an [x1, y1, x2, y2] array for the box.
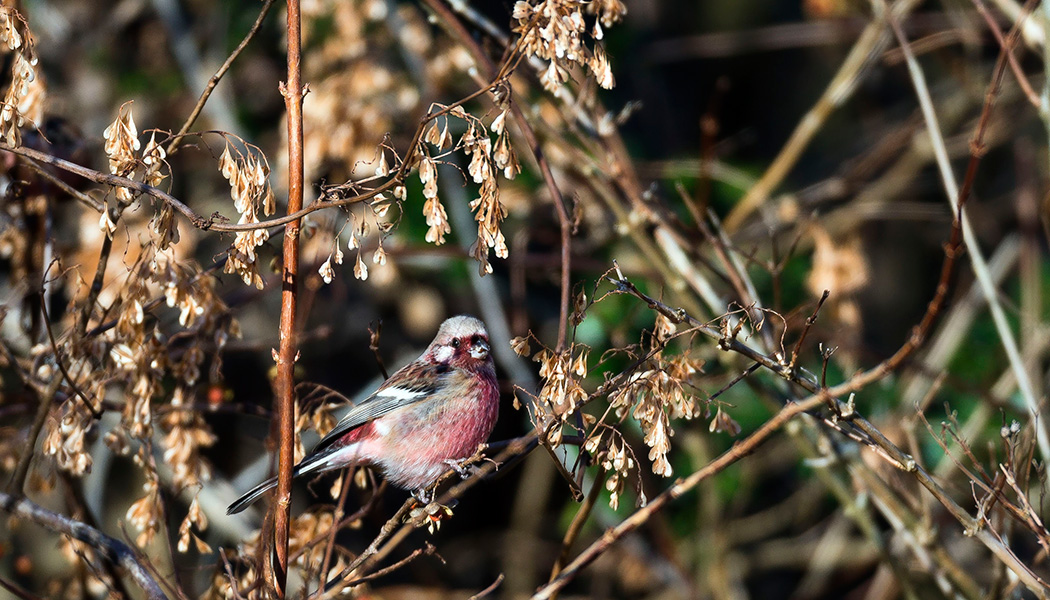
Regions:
[[314, 361, 451, 449]]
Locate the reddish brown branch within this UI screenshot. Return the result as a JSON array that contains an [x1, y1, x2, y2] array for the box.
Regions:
[[269, 0, 305, 595]]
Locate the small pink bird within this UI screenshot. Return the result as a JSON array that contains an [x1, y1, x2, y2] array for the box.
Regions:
[[227, 315, 499, 514]]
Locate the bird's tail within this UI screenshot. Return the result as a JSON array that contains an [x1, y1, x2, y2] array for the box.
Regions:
[[226, 444, 348, 515], [227, 475, 278, 515]]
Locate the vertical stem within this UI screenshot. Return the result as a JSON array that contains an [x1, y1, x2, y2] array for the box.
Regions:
[[272, 0, 304, 596]]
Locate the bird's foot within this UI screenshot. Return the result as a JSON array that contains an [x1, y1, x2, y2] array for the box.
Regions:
[[411, 488, 435, 505], [444, 458, 479, 479]]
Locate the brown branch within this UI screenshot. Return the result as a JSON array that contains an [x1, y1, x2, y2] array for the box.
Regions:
[[0, 492, 168, 600], [970, 0, 1040, 109], [76, 224, 114, 338], [469, 573, 505, 600], [788, 289, 829, 370], [0, 575, 43, 600], [59, 473, 136, 600], [268, 0, 305, 595], [15, 155, 103, 212]]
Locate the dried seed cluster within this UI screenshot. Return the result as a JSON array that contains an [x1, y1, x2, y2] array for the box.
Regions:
[[513, 311, 712, 509], [219, 141, 276, 289], [512, 0, 624, 92], [417, 104, 517, 275], [0, 6, 42, 146], [36, 107, 242, 556]]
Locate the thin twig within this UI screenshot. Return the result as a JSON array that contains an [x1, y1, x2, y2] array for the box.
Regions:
[[166, 0, 275, 155], [548, 469, 604, 585], [39, 293, 100, 417], [788, 289, 829, 370], [367, 322, 389, 380], [336, 543, 436, 590], [76, 223, 114, 339], [313, 469, 354, 598], [886, 2, 1050, 465], [7, 376, 60, 496], [469, 573, 505, 600], [971, 0, 1040, 107]]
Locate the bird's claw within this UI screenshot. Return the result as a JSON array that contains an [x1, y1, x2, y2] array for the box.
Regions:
[[411, 488, 435, 505], [444, 458, 478, 479]]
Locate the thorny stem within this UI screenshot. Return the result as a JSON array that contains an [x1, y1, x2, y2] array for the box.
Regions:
[[270, 0, 305, 595]]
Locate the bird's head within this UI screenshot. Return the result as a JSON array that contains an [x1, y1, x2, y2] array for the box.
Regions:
[[425, 315, 492, 370]]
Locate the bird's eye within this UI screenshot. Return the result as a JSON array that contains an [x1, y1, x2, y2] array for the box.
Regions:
[[471, 334, 481, 345], [450, 338, 461, 348]]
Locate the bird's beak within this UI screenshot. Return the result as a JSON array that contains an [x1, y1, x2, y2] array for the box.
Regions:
[[470, 339, 490, 360]]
